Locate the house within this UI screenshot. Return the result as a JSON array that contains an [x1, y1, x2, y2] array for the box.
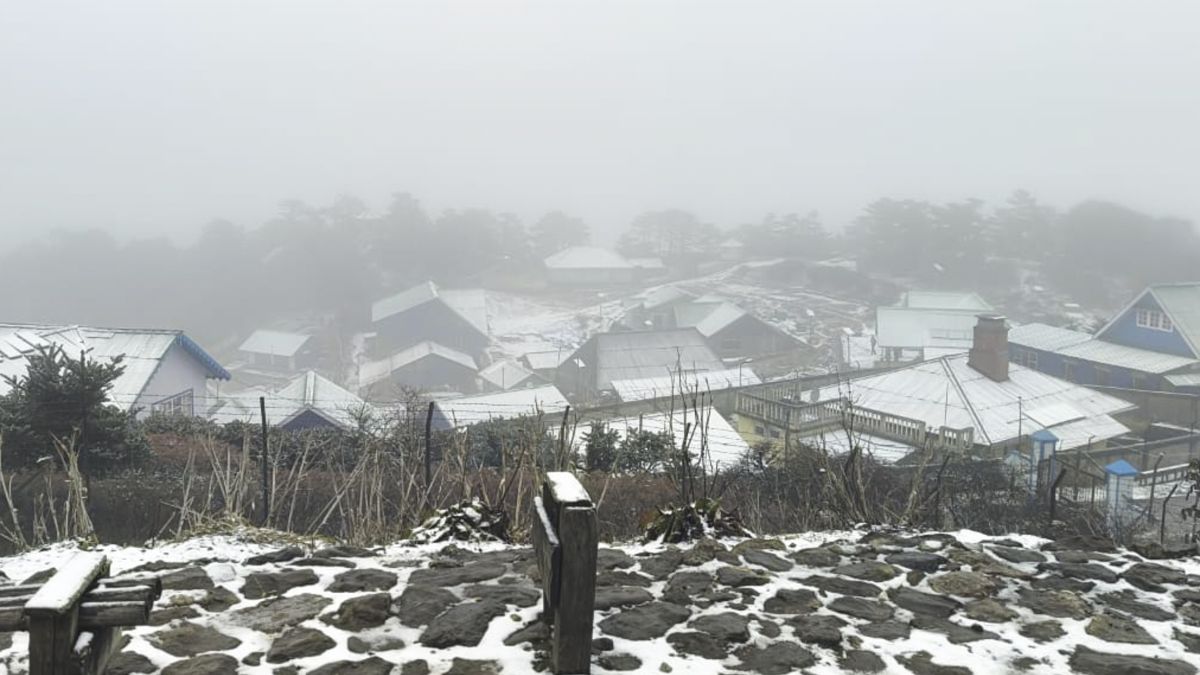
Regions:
[[555, 328, 725, 401], [543, 247, 637, 286], [478, 359, 543, 391], [572, 408, 750, 467], [1008, 283, 1200, 391], [520, 349, 572, 381], [736, 315, 1136, 461], [371, 281, 489, 358], [610, 367, 762, 403], [358, 341, 479, 396], [430, 385, 570, 431], [873, 290, 995, 364], [208, 370, 372, 432], [237, 330, 315, 372], [0, 323, 229, 418], [620, 289, 799, 359]]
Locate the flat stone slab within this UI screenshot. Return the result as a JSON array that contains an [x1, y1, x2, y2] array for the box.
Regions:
[[734, 641, 816, 675], [241, 568, 319, 599], [149, 622, 241, 657], [594, 586, 654, 610], [228, 594, 332, 632], [409, 562, 506, 587], [888, 587, 962, 618], [801, 575, 882, 598], [1069, 645, 1197, 675], [598, 601, 691, 640], [828, 596, 894, 621], [396, 586, 459, 627], [762, 588, 821, 614], [420, 600, 508, 648]]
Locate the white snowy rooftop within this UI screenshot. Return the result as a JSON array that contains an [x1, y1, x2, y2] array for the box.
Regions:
[[238, 329, 311, 358], [432, 385, 569, 430], [611, 367, 762, 402], [1009, 322, 1198, 374], [543, 246, 633, 270]]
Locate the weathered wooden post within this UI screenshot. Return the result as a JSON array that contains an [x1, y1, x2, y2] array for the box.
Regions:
[[25, 553, 108, 675], [533, 471, 597, 675]]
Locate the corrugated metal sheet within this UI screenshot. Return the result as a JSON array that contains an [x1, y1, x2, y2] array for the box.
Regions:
[[590, 329, 724, 391], [371, 281, 438, 323], [434, 385, 569, 430], [1057, 338, 1197, 374], [209, 371, 371, 429], [522, 350, 570, 371], [370, 282, 489, 335], [797, 429, 914, 464], [694, 303, 747, 337], [1008, 323, 1093, 352], [640, 286, 693, 310], [543, 247, 633, 270], [611, 367, 762, 402], [478, 360, 536, 390], [238, 330, 311, 357], [900, 291, 993, 311], [1166, 373, 1200, 387], [875, 307, 979, 350], [359, 341, 478, 388], [1145, 284, 1200, 356]]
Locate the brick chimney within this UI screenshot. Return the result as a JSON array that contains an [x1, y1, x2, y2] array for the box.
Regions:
[[968, 314, 1009, 382]]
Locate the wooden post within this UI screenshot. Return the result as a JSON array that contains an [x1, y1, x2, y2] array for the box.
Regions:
[[533, 472, 597, 675], [25, 553, 108, 675], [259, 396, 270, 526], [424, 401, 435, 493]]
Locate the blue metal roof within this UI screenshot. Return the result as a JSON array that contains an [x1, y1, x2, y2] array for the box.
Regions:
[[1031, 429, 1059, 443], [1105, 459, 1139, 477], [176, 334, 231, 380]]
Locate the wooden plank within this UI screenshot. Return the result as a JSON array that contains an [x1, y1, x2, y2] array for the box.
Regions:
[[28, 610, 78, 675], [25, 553, 109, 617], [0, 584, 45, 599], [70, 627, 121, 675], [533, 495, 561, 621], [80, 585, 158, 605], [77, 601, 150, 628], [99, 573, 163, 599], [545, 472, 591, 506], [0, 606, 26, 631], [553, 504, 597, 675]]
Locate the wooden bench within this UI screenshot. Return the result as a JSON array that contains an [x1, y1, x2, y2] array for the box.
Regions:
[[0, 553, 163, 675], [533, 472, 598, 675]]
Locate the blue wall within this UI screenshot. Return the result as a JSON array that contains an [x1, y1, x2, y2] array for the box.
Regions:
[[1097, 293, 1195, 358], [1008, 344, 1165, 390]]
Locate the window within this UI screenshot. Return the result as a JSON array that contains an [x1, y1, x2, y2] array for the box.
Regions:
[[930, 328, 972, 341], [152, 390, 194, 417], [1131, 373, 1149, 390], [1014, 349, 1038, 369], [1136, 308, 1173, 332], [1094, 367, 1110, 387], [1063, 360, 1078, 381]]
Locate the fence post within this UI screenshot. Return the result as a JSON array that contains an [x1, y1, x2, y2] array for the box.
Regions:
[[533, 472, 597, 675]]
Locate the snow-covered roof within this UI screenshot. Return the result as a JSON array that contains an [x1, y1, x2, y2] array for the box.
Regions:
[[1165, 372, 1200, 387], [899, 291, 993, 312], [639, 286, 694, 310], [478, 360, 537, 391], [611, 367, 762, 402], [359, 341, 478, 388], [0, 323, 229, 412], [797, 429, 915, 465], [521, 350, 571, 371], [433, 385, 569, 430], [577, 329, 725, 391], [693, 302, 748, 338], [543, 246, 634, 270], [817, 353, 1135, 450], [1098, 283, 1200, 358], [370, 282, 489, 334], [875, 306, 980, 351], [238, 330, 311, 358], [571, 407, 749, 467], [627, 257, 665, 270], [208, 371, 371, 430], [1011, 322, 1198, 374]]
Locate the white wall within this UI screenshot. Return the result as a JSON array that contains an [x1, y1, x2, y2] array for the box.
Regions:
[[134, 342, 213, 418]]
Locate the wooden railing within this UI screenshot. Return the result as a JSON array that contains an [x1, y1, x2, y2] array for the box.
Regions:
[[533, 472, 598, 675]]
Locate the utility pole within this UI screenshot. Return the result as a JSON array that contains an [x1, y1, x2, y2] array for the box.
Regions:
[[259, 396, 269, 526]]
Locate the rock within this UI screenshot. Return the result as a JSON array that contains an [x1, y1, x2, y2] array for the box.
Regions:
[[313, 544, 378, 558], [328, 568, 398, 593], [161, 654, 240, 675], [928, 571, 999, 598], [666, 631, 728, 659], [504, 621, 550, 646], [988, 545, 1046, 564], [1069, 645, 1197, 675], [801, 575, 883, 598], [840, 650, 886, 673], [246, 546, 305, 565], [1086, 611, 1158, 645], [242, 568, 319, 599], [964, 598, 1017, 623], [1133, 541, 1198, 560], [421, 599, 508, 647], [128, 560, 193, 573], [309, 657, 398, 675], [598, 601, 691, 639], [197, 586, 240, 612], [755, 618, 782, 638], [148, 605, 200, 626], [1173, 627, 1200, 653], [637, 549, 684, 579], [895, 651, 972, 675], [682, 538, 736, 566], [734, 641, 816, 675], [444, 658, 502, 675], [663, 571, 714, 604], [1097, 590, 1175, 621], [242, 653, 263, 666], [906, 570, 926, 586], [1020, 619, 1065, 642], [463, 584, 540, 607], [592, 637, 614, 652], [1055, 549, 1115, 563], [396, 586, 459, 627], [787, 614, 846, 648], [229, 593, 332, 632], [401, 661, 431, 675], [1184, 603, 1200, 626], [790, 546, 841, 568], [1016, 588, 1092, 619], [909, 615, 1000, 644], [266, 627, 336, 663], [1124, 562, 1186, 592], [716, 566, 771, 587], [742, 549, 792, 572], [161, 567, 214, 591], [1043, 534, 1117, 553], [597, 547, 635, 570], [594, 586, 654, 610], [409, 562, 506, 587], [293, 557, 357, 569], [1031, 575, 1095, 593], [1175, 588, 1200, 603], [347, 634, 406, 653], [885, 552, 947, 572], [149, 622, 241, 657], [833, 561, 898, 582], [598, 654, 642, 671], [596, 569, 653, 587], [762, 588, 821, 614], [323, 592, 391, 631], [860, 621, 911, 640], [888, 587, 962, 618], [106, 651, 156, 675], [828, 596, 894, 621], [689, 612, 750, 642], [1049, 562, 1120, 584]]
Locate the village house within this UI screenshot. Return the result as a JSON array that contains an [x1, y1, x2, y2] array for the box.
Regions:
[[208, 370, 372, 432], [519, 349, 572, 382], [1008, 283, 1200, 392], [543, 246, 637, 286], [734, 315, 1136, 463], [619, 288, 799, 360], [555, 328, 725, 402], [358, 341, 479, 396], [478, 359, 544, 392], [0, 323, 229, 418], [370, 281, 489, 358], [609, 367, 762, 403], [430, 385, 569, 431], [237, 329, 315, 372], [871, 290, 995, 365]]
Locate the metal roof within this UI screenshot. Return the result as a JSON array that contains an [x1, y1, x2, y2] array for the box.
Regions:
[[358, 341, 478, 388], [433, 385, 569, 430], [875, 307, 980, 350], [1145, 284, 1200, 357], [899, 291, 993, 311], [521, 349, 570, 371], [639, 286, 694, 310], [1008, 323, 1093, 352], [207, 371, 370, 429], [693, 303, 748, 338], [1165, 373, 1200, 387], [370, 282, 489, 335], [797, 429, 915, 465], [238, 330, 311, 357], [1105, 459, 1139, 477], [0, 323, 229, 411], [478, 360, 537, 391], [543, 246, 634, 270], [611, 367, 762, 402], [1010, 322, 1197, 374], [817, 353, 1134, 450], [579, 328, 725, 392]]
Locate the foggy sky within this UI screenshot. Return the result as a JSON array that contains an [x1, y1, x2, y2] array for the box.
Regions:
[[2, 1, 1198, 248]]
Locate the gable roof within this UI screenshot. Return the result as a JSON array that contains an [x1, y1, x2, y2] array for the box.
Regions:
[[875, 307, 978, 352], [478, 360, 537, 391], [611, 367, 762, 402], [238, 330, 311, 358], [640, 286, 695, 310], [208, 370, 370, 430], [1012, 321, 1200, 374], [432, 385, 570, 430], [573, 328, 724, 391], [815, 353, 1135, 450], [544, 247, 633, 270], [521, 349, 571, 371], [1098, 283, 1200, 358], [0, 323, 229, 412], [370, 282, 489, 335], [899, 291, 993, 312], [358, 341, 478, 388]]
